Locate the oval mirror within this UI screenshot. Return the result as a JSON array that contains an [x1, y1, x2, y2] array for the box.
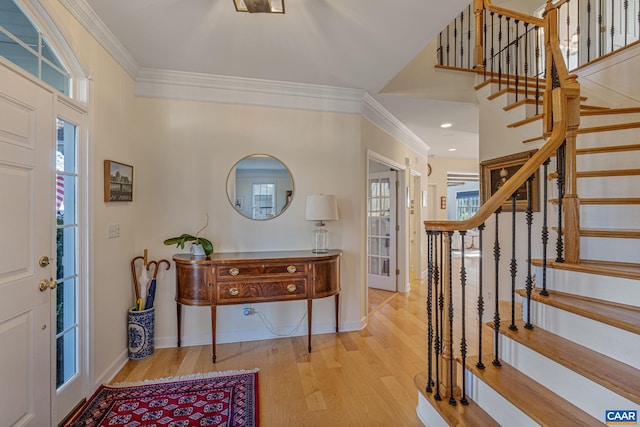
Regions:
[[226, 154, 294, 220]]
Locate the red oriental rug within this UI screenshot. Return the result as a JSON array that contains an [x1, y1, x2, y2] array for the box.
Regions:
[[66, 369, 259, 427]]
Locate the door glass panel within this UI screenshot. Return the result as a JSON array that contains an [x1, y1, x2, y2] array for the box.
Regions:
[[56, 117, 78, 390]]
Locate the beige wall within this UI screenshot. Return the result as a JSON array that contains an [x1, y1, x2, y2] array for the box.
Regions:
[[132, 97, 367, 346], [427, 157, 479, 220]]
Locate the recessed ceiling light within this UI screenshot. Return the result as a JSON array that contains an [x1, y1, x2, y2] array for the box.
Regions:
[[448, 148, 457, 152], [440, 123, 452, 128]]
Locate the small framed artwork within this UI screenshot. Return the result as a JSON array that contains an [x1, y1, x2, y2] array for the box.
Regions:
[[480, 149, 539, 212], [104, 160, 133, 202]]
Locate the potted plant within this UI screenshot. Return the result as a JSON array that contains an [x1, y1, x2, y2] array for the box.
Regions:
[[163, 213, 214, 256]]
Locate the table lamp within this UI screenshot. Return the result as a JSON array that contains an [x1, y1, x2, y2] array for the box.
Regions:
[[305, 194, 339, 253]]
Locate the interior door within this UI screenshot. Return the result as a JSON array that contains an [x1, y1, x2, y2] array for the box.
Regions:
[[367, 171, 397, 291], [0, 62, 54, 425]]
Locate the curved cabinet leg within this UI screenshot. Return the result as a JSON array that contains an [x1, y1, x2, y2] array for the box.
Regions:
[[177, 303, 182, 347]]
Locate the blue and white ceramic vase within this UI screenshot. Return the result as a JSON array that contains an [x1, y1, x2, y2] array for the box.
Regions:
[[128, 307, 154, 360]]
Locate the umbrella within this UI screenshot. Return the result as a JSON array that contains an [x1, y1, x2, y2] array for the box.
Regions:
[[138, 265, 150, 310]]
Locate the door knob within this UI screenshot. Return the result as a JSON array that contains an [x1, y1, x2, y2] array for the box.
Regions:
[[39, 256, 50, 267], [38, 278, 57, 292]]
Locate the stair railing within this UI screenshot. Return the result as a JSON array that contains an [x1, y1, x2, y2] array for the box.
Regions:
[[424, 0, 581, 404]]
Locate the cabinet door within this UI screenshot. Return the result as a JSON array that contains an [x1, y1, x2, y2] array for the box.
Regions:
[[175, 264, 212, 305]]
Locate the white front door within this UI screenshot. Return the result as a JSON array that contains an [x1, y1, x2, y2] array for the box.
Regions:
[[0, 62, 55, 425], [367, 171, 397, 291]]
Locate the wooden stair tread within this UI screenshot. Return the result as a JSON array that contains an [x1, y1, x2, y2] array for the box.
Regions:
[[508, 113, 543, 128], [576, 144, 640, 155], [577, 121, 640, 134], [530, 258, 640, 280], [515, 289, 640, 334], [466, 356, 601, 427], [580, 227, 640, 238], [549, 197, 640, 205], [414, 372, 499, 427], [549, 169, 640, 179], [487, 87, 587, 102], [579, 106, 640, 116], [579, 104, 612, 111], [493, 319, 640, 405]]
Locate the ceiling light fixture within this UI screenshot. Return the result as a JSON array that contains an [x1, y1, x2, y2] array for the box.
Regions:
[[448, 148, 457, 152], [440, 123, 452, 128], [234, 0, 285, 13]]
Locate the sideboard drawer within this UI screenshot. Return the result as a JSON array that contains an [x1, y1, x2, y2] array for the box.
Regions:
[[217, 279, 307, 304], [217, 262, 307, 279]]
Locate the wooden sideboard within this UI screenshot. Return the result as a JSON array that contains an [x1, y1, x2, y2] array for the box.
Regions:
[[173, 249, 341, 362]]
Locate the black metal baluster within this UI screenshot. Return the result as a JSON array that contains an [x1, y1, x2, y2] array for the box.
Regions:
[[439, 232, 444, 361], [535, 26, 541, 116], [524, 23, 529, 100], [459, 231, 469, 405], [484, 6, 488, 80], [587, 0, 592, 62], [491, 12, 495, 78], [566, 0, 571, 65], [447, 231, 456, 407], [454, 14, 458, 68], [525, 176, 535, 330], [476, 223, 486, 370], [460, 10, 464, 68], [467, 4, 472, 68], [556, 141, 566, 262], [439, 31, 444, 65], [506, 16, 511, 89], [611, 0, 615, 52], [541, 159, 550, 296], [492, 208, 502, 367], [599, 0, 604, 56], [433, 232, 442, 401], [498, 14, 503, 88], [515, 20, 520, 102], [426, 232, 434, 393], [447, 23, 451, 66], [509, 193, 518, 331]]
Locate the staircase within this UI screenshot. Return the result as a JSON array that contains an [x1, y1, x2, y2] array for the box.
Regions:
[[416, 1, 640, 425]]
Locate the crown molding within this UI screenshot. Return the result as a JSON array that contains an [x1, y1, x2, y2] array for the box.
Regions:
[[362, 93, 430, 158], [60, 0, 138, 78], [135, 68, 366, 114]]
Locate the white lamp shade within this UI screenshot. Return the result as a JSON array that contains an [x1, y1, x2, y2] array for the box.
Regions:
[[305, 195, 339, 221]]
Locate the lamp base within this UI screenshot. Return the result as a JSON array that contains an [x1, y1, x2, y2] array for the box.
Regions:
[[311, 225, 329, 254]]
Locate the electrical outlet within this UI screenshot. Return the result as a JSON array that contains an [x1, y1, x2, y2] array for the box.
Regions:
[[107, 223, 120, 239], [243, 307, 255, 316]]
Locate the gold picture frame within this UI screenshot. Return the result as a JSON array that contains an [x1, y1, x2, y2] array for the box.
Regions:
[[104, 160, 133, 202], [480, 149, 539, 212]]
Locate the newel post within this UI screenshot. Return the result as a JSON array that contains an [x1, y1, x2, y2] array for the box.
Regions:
[[438, 232, 459, 400], [561, 76, 582, 263], [474, 0, 485, 71]]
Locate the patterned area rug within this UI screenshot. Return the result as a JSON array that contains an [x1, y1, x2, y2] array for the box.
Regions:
[[66, 369, 259, 426]]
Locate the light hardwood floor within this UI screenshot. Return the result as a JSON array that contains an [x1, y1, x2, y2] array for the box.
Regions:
[[111, 254, 491, 426]]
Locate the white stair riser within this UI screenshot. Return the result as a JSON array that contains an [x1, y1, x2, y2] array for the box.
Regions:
[[500, 334, 640, 420], [574, 176, 640, 198], [580, 236, 640, 264], [534, 266, 640, 307], [415, 393, 450, 427], [524, 299, 639, 369], [466, 371, 538, 427], [580, 204, 640, 229], [576, 151, 640, 171], [576, 128, 640, 148], [579, 114, 640, 127]]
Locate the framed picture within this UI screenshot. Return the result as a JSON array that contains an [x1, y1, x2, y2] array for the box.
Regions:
[[104, 160, 133, 202], [480, 149, 539, 212]]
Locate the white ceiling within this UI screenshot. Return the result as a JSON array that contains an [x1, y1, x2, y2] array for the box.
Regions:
[[83, 0, 478, 159]]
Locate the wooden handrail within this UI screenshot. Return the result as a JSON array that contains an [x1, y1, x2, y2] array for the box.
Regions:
[[426, 0, 581, 233], [484, 0, 544, 26]]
